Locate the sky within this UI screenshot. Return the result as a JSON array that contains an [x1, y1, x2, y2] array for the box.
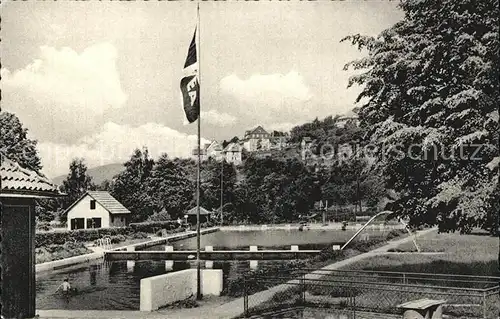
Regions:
[[1, 1, 403, 178]]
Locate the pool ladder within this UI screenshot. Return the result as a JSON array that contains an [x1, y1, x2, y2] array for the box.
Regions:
[[97, 237, 112, 251]]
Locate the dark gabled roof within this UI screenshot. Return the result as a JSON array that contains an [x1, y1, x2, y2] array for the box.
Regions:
[[247, 125, 269, 135], [65, 191, 131, 215], [187, 206, 212, 215], [0, 156, 63, 198], [87, 191, 131, 214]]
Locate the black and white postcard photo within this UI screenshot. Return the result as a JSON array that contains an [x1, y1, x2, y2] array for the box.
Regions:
[[1, 1, 498, 318]]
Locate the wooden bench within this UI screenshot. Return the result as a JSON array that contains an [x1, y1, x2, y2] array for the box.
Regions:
[[397, 298, 446, 319]]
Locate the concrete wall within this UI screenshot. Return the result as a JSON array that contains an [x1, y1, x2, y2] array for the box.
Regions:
[[36, 252, 104, 273], [140, 269, 223, 312], [67, 195, 110, 230]]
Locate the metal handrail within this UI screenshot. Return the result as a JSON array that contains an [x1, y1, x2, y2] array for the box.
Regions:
[[295, 268, 500, 281], [251, 278, 487, 298], [251, 275, 499, 293], [293, 272, 498, 287]]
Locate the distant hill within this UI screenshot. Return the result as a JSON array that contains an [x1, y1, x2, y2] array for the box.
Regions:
[[52, 163, 125, 187]]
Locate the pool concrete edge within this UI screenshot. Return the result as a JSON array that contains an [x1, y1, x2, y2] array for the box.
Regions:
[[220, 224, 405, 231], [36, 252, 104, 273], [116, 227, 220, 251]]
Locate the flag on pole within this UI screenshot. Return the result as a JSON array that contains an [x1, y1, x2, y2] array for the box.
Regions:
[[180, 28, 200, 123]]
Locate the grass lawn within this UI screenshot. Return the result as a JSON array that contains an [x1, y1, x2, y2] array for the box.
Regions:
[[346, 230, 499, 277], [295, 230, 500, 318]]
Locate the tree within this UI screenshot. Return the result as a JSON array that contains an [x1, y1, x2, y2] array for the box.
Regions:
[[111, 148, 155, 222], [35, 202, 56, 222], [0, 112, 42, 171], [146, 154, 194, 220], [241, 148, 250, 162], [235, 157, 318, 223], [200, 158, 237, 214], [98, 179, 113, 191], [343, 0, 499, 232], [59, 158, 96, 221]]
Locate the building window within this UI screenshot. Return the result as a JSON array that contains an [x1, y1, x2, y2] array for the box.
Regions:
[[92, 218, 102, 228], [86, 218, 94, 229], [71, 218, 85, 230], [90, 200, 96, 210]]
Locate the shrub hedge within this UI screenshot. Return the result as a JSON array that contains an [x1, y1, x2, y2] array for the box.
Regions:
[[129, 221, 179, 233], [35, 241, 94, 264], [36, 222, 52, 231], [35, 227, 132, 248], [35, 220, 194, 248]]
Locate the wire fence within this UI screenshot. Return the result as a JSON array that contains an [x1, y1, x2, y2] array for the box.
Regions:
[[240, 269, 500, 319]]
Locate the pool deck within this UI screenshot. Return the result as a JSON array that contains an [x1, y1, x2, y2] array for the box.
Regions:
[[35, 227, 220, 273], [221, 223, 404, 231], [37, 228, 436, 319]]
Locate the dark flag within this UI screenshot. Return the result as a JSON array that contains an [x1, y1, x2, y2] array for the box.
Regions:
[[180, 28, 200, 123]]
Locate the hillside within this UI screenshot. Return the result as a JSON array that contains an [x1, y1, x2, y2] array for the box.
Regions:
[[52, 163, 125, 186]]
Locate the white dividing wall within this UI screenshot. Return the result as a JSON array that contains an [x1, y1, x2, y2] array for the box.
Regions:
[[140, 269, 223, 312]]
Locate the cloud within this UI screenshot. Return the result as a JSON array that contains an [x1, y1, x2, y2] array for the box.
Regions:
[[38, 122, 210, 178], [1, 43, 127, 143], [220, 71, 312, 106], [219, 71, 314, 125], [201, 110, 237, 126]]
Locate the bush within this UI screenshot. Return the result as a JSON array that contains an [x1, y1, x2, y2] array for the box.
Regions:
[[36, 222, 52, 231], [386, 229, 406, 240], [36, 241, 93, 264], [147, 211, 172, 222], [37, 209, 56, 223], [35, 227, 131, 248], [109, 234, 126, 244], [129, 221, 179, 233], [132, 231, 148, 239]]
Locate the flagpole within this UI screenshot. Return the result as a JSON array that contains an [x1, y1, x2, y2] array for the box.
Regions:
[[196, 1, 202, 301], [220, 159, 223, 226]]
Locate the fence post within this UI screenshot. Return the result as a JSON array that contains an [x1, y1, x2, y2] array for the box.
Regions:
[[349, 287, 356, 319], [402, 273, 406, 285], [301, 272, 306, 305], [353, 288, 356, 319], [243, 275, 248, 318], [482, 290, 486, 319]]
